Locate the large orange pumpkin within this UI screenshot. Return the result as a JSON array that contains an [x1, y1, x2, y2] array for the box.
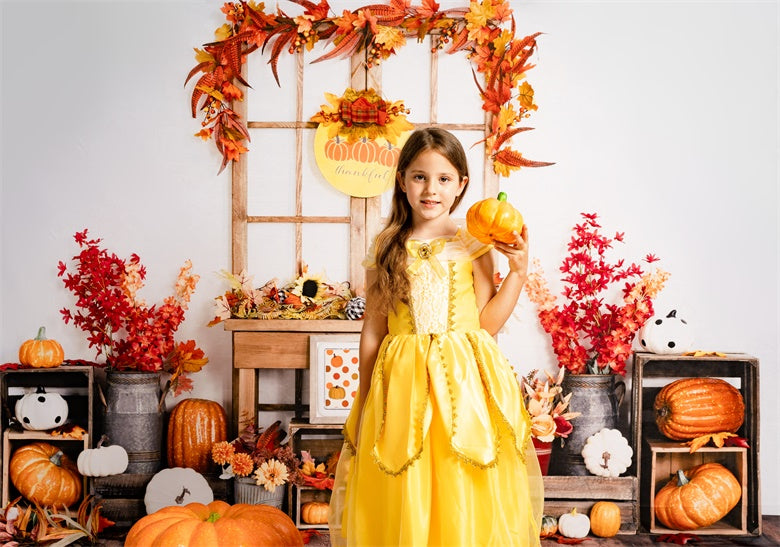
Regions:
[[18, 326, 64, 368], [654, 462, 741, 530], [125, 500, 303, 546], [167, 398, 227, 473], [466, 192, 524, 245], [9, 442, 82, 507], [654, 377, 745, 440]]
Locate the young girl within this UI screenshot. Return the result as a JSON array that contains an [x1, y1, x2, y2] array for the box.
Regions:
[[329, 128, 543, 546]]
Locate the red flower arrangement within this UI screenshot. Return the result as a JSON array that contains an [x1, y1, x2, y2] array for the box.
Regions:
[[524, 213, 670, 376], [58, 230, 207, 395]]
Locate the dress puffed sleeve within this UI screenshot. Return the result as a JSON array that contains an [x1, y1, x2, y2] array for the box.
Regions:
[[455, 227, 492, 261]]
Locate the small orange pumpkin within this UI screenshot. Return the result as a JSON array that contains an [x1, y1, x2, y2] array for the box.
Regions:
[[325, 136, 350, 161], [350, 137, 379, 163], [167, 398, 227, 473], [9, 441, 82, 507], [301, 501, 329, 524], [654, 462, 741, 530], [466, 192, 524, 245], [329, 385, 346, 400], [18, 326, 64, 368], [589, 501, 622, 537], [654, 377, 745, 440], [125, 500, 303, 546]]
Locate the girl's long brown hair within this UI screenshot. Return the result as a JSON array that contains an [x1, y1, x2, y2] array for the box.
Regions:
[[369, 128, 470, 315]]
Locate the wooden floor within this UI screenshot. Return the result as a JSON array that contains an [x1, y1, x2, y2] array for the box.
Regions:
[[97, 515, 780, 545]]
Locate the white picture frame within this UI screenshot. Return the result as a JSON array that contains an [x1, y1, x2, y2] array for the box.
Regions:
[[308, 334, 360, 424]]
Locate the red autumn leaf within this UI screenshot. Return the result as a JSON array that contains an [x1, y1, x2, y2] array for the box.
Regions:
[[724, 436, 750, 448], [550, 534, 587, 544], [655, 533, 701, 544], [97, 515, 116, 533], [300, 529, 322, 544]]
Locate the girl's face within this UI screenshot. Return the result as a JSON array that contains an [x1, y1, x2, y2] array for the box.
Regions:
[[398, 148, 467, 228]]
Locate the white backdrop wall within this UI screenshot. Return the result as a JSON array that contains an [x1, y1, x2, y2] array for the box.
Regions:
[[1, 0, 777, 513]]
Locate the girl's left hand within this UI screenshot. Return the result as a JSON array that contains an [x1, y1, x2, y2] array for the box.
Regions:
[[492, 224, 529, 276]]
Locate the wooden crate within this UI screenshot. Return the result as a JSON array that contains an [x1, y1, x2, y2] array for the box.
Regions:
[[543, 476, 639, 534], [287, 420, 343, 528], [648, 441, 748, 534], [93, 472, 230, 528], [631, 352, 760, 535], [0, 366, 96, 507]]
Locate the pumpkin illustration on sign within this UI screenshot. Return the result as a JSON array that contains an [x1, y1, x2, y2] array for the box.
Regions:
[[466, 192, 524, 245], [312, 88, 413, 198], [324, 349, 358, 409]]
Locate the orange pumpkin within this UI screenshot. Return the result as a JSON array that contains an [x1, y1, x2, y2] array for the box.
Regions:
[[125, 500, 303, 546], [589, 501, 622, 537], [465, 192, 524, 245], [325, 136, 350, 161], [301, 501, 329, 524], [654, 462, 741, 530], [167, 398, 227, 473], [350, 137, 378, 163], [9, 442, 82, 507], [18, 326, 64, 368], [654, 377, 745, 440], [329, 385, 346, 400]]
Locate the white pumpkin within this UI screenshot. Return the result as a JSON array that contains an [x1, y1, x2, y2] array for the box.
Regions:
[[77, 435, 128, 476], [557, 507, 590, 538], [581, 428, 633, 478], [144, 467, 213, 514], [14, 386, 69, 430], [639, 309, 693, 354]]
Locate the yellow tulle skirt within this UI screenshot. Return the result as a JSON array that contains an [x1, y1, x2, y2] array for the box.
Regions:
[[329, 330, 544, 547]]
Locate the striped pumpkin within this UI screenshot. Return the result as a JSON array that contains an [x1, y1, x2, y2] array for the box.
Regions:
[[167, 399, 227, 473], [654, 377, 744, 440]]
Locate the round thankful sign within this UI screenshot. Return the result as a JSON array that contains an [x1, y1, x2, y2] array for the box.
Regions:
[[313, 124, 410, 197]]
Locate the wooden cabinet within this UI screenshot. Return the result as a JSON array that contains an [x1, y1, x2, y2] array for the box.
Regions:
[[631, 352, 761, 535], [0, 366, 95, 507]]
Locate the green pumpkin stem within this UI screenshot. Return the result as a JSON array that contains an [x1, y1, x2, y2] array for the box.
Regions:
[[497, 191, 507, 202], [676, 469, 689, 486], [207, 512, 221, 523], [35, 326, 48, 341]]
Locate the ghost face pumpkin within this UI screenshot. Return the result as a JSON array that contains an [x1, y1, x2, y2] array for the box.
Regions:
[[639, 309, 693, 354], [15, 386, 69, 431]]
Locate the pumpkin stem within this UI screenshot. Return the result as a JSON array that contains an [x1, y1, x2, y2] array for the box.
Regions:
[[207, 512, 221, 523], [497, 191, 507, 202], [35, 386, 47, 394], [676, 469, 689, 486], [97, 434, 110, 448], [175, 487, 191, 505], [600, 451, 611, 469], [35, 326, 47, 340], [50, 450, 64, 467]]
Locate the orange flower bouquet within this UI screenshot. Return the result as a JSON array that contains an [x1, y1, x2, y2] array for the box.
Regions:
[[211, 421, 302, 492], [521, 368, 581, 443]]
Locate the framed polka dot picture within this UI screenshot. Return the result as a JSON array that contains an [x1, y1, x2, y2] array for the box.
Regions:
[[308, 334, 360, 424]]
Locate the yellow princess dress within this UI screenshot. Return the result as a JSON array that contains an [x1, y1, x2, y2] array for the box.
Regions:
[[329, 229, 543, 547]]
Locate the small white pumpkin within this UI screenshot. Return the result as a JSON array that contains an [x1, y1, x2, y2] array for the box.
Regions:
[[557, 507, 590, 538], [14, 386, 69, 430], [581, 428, 633, 478], [639, 309, 693, 354], [144, 467, 213, 514], [77, 435, 128, 477]]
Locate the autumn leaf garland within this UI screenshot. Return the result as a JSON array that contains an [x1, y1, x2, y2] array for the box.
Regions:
[[187, 0, 553, 176]]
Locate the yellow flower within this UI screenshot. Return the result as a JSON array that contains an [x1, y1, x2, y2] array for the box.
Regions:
[[254, 459, 289, 492], [291, 271, 328, 304], [531, 414, 556, 442]]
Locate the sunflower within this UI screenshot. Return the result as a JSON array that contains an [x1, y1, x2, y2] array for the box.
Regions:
[[290, 271, 329, 304]]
